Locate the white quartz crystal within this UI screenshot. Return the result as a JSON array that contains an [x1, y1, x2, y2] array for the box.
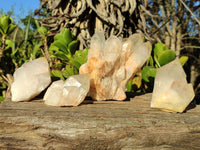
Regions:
[[151, 59, 195, 113], [79, 32, 151, 100], [44, 74, 90, 106], [11, 57, 51, 102]]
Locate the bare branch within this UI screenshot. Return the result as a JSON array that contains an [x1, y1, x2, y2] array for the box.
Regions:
[[179, 0, 200, 26], [159, 4, 172, 36], [182, 31, 199, 37], [180, 45, 200, 50], [182, 37, 200, 40], [35, 0, 141, 48]]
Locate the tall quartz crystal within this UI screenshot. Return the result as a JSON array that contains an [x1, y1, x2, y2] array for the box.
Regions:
[[11, 57, 51, 102], [151, 59, 195, 112], [80, 32, 151, 100], [44, 74, 90, 106]]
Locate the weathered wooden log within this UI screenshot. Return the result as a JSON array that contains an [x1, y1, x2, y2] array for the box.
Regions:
[[0, 93, 200, 149]]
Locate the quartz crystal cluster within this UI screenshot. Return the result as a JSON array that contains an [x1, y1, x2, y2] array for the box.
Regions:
[[151, 59, 195, 113], [11, 57, 51, 102], [10, 33, 195, 111], [80, 32, 151, 100], [44, 74, 90, 106]]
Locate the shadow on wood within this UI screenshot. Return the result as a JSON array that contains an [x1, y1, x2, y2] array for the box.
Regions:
[[0, 93, 200, 149]]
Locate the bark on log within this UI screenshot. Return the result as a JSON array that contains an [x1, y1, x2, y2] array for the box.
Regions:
[[0, 93, 200, 149]]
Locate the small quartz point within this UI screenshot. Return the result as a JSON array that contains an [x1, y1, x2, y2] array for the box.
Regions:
[[151, 59, 195, 113], [80, 32, 151, 100], [44, 74, 90, 106], [11, 57, 51, 102]]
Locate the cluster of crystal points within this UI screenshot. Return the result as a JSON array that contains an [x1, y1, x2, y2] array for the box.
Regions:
[[151, 59, 195, 113], [10, 32, 151, 105], [10, 33, 195, 111], [44, 74, 90, 106], [80, 32, 151, 100], [11, 58, 51, 102]]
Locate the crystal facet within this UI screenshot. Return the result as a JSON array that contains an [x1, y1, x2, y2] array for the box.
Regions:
[[79, 32, 151, 100], [11, 57, 51, 102], [44, 74, 90, 106], [151, 59, 195, 112]]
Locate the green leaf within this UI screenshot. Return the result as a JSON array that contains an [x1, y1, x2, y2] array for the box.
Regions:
[[51, 40, 68, 53], [0, 27, 4, 35], [179, 56, 188, 66], [73, 48, 88, 65], [132, 76, 142, 89], [68, 40, 79, 55], [49, 44, 59, 51], [126, 79, 133, 92], [54, 32, 66, 42], [0, 14, 12, 34], [54, 28, 73, 46], [154, 54, 160, 68], [157, 50, 176, 66], [146, 56, 154, 67], [5, 39, 14, 50], [62, 65, 75, 78], [0, 96, 5, 102], [51, 70, 64, 80], [153, 43, 168, 57], [63, 28, 73, 45], [51, 51, 69, 61], [54, 62, 63, 69], [7, 24, 16, 35], [31, 41, 41, 59], [69, 59, 81, 70], [38, 26, 48, 37], [142, 66, 157, 82]]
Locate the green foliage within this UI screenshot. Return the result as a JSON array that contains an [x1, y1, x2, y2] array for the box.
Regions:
[[157, 50, 176, 66], [51, 48, 88, 80], [51, 70, 65, 80], [0, 14, 43, 99], [21, 12, 38, 32], [49, 28, 88, 80], [49, 28, 79, 61], [142, 66, 157, 82], [9, 19, 43, 68], [179, 56, 188, 66], [126, 79, 133, 92], [37, 26, 48, 38], [69, 48, 88, 69], [0, 14, 16, 36], [0, 96, 5, 102], [153, 43, 168, 57]]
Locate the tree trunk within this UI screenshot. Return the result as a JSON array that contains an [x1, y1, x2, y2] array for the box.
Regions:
[[0, 93, 200, 149]]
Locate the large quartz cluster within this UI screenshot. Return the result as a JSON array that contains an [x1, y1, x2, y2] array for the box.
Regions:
[[11, 57, 51, 102], [80, 32, 151, 100], [151, 59, 195, 113], [44, 74, 90, 106]]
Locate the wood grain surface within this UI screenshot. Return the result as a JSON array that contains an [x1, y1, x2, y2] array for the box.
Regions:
[[0, 93, 200, 149]]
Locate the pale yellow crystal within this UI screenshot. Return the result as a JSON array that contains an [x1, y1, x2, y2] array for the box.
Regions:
[[151, 59, 195, 113]]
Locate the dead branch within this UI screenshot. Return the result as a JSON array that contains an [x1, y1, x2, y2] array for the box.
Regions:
[[179, 0, 200, 26], [35, 0, 143, 48]]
